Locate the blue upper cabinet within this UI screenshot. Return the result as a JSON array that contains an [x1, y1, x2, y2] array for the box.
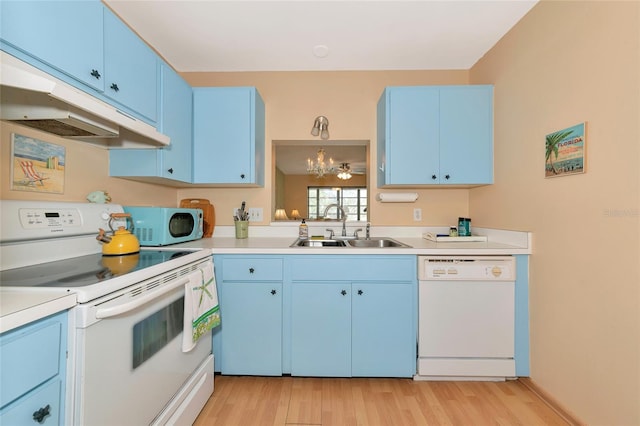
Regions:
[[439, 85, 494, 184], [192, 87, 265, 186], [1, 1, 158, 125], [103, 9, 158, 124], [0, 0, 105, 92], [378, 85, 494, 187], [157, 63, 192, 182], [378, 86, 440, 185], [109, 63, 192, 183]]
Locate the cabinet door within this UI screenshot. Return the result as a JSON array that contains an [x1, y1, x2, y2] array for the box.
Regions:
[[352, 283, 416, 377], [291, 282, 351, 377], [108, 65, 192, 182], [192, 87, 264, 185], [0, 0, 104, 91], [384, 86, 439, 185], [438, 85, 494, 184], [109, 149, 161, 179], [158, 63, 192, 182], [1, 318, 62, 408], [103, 9, 158, 123], [0, 311, 67, 425], [0, 379, 63, 426], [219, 281, 282, 375]]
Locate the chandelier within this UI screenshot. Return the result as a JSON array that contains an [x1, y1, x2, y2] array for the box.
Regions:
[[307, 148, 335, 178]]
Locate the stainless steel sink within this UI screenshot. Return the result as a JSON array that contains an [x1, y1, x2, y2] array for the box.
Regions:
[[290, 237, 410, 248], [346, 237, 411, 248], [291, 239, 347, 247]]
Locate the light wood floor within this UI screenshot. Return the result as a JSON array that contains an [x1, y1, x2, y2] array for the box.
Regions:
[[193, 375, 570, 426]]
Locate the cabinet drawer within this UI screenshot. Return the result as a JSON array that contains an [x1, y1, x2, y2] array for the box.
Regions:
[[0, 379, 62, 425], [221, 257, 283, 281], [0, 321, 62, 408], [290, 256, 416, 282]]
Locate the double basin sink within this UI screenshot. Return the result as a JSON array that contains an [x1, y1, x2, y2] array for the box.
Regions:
[[291, 237, 411, 248]]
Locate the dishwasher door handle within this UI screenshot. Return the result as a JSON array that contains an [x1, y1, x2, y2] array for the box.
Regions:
[[95, 276, 190, 319]]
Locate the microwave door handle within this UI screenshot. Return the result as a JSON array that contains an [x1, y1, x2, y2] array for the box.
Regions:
[[95, 276, 190, 319]]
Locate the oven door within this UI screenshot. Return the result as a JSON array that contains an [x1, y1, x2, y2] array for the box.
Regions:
[[73, 280, 212, 426]]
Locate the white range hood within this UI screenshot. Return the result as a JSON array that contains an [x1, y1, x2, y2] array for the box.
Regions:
[[0, 51, 170, 148]]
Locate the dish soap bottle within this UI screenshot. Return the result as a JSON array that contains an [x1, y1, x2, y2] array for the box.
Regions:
[[299, 219, 308, 238]]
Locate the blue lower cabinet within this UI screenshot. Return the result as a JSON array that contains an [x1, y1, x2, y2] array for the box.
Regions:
[[0, 380, 62, 426], [219, 281, 282, 375], [351, 282, 415, 377], [213, 255, 283, 375], [0, 311, 67, 426], [289, 255, 417, 378], [214, 255, 416, 378], [291, 282, 352, 377]]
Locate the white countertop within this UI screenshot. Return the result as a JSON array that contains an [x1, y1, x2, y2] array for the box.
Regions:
[[177, 225, 532, 255], [0, 225, 531, 334], [0, 290, 76, 334]]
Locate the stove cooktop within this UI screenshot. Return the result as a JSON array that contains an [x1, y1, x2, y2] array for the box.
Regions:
[[0, 250, 193, 289]]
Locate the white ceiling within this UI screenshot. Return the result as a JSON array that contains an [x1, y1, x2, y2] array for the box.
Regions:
[[104, 0, 538, 72], [275, 142, 368, 175]]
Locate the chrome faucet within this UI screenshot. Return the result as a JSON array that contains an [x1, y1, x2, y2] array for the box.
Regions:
[[323, 204, 347, 237]]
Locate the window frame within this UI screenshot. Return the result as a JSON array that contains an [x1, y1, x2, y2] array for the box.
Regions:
[[307, 186, 367, 221]]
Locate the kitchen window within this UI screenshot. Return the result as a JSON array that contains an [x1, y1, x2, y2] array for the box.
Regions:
[[308, 187, 367, 221]]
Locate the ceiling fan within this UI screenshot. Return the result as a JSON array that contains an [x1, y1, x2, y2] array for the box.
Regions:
[[336, 163, 365, 180]]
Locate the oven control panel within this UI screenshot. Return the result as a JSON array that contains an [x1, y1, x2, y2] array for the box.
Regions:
[[0, 201, 125, 243], [18, 207, 82, 229]]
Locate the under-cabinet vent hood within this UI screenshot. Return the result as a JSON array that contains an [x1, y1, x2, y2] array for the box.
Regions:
[[0, 51, 170, 148]]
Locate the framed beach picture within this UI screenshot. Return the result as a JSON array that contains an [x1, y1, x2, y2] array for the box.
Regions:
[[11, 133, 66, 193], [545, 122, 586, 178]]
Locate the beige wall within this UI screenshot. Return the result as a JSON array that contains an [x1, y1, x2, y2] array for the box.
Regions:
[[470, 1, 640, 424], [180, 70, 470, 225], [1, 122, 177, 205]]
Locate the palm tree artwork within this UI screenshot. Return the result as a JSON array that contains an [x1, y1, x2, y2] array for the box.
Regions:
[[545, 123, 586, 178], [545, 129, 574, 176]]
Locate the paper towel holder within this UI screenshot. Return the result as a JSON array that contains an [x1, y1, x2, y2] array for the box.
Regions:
[[376, 192, 419, 203]]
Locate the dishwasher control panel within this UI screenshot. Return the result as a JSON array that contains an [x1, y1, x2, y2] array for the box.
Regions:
[[419, 256, 515, 281]]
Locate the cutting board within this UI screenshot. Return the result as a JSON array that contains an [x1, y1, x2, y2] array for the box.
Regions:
[[180, 198, 215, 238]]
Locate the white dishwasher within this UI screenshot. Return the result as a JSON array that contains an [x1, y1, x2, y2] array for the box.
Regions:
[[416, 256, 516, 381]]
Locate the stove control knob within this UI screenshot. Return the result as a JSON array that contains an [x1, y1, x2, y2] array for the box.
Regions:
[[101, 211, 111, 221]]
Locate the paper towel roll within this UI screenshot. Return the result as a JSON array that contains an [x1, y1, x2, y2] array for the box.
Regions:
[[376, 192, 419, 203]]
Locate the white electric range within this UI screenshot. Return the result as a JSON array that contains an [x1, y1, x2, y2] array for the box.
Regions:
[[0, 200, 215, 426]]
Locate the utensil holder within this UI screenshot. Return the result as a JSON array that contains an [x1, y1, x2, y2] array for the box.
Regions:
[[235, 221, 249, 239]]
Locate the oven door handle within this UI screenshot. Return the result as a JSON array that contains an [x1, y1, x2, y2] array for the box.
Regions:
[[95, 276, 189, 319]]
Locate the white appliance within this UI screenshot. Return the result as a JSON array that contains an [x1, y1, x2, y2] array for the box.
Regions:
[[416, 255, 516, 380], [0, 200, 215, 425]]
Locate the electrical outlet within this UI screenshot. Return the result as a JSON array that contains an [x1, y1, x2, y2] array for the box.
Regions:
[[413, 208, 422, 222], [248, 207, 263, 222]]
